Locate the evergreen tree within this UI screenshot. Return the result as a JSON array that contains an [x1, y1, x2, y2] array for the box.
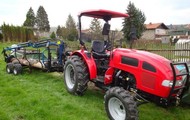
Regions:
[[65, 14, 77, 40], [1, 23, 7, 42], [23, 7, 36, 28], [0, 32, 3, 41], [50, 31, 56, 39], [61, 27, 68, 39], [1, 23, 34, 42], [36, 6, 50, 32], [89, 18, 103, 40], [122, 1, 146, 41], [56, 25, 62, 38]]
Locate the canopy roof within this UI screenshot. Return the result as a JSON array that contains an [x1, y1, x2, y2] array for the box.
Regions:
[[78, 9, 129, 19]]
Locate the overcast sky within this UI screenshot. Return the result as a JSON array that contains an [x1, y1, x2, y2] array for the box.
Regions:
[[0, 0, 190, 29]]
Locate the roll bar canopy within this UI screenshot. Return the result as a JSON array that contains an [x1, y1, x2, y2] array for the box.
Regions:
[[78, 9, 129, 47], [78, 9, 129, 19]]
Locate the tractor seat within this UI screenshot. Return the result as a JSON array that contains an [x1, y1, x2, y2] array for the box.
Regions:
[[91, 40, 109, 59]]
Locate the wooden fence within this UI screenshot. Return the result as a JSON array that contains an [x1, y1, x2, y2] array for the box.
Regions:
[[131, 40, 190, 62], [64, 39, 190, 62], [146, 49, 190, 62]]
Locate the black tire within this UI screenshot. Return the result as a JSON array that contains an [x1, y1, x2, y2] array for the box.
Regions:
[[6, 63, 14, 74], [13, 64, 22, 75], [104, 87, 138, 120], [64, 55, 89, 95]]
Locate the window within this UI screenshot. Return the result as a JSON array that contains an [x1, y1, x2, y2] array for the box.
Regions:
[[121, 56, 138, 67], [142, 62, 156, 72]]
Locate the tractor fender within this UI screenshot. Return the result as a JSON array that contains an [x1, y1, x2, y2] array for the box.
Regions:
[[104, 67, 115, 85], [72, 50, 97, 80]]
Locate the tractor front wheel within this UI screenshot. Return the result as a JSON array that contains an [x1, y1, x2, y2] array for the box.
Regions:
[[64, 55, 89, 95], [104, 87, 138, 120]]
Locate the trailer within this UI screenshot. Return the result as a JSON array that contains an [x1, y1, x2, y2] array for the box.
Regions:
[[2, 39, 66, 75]]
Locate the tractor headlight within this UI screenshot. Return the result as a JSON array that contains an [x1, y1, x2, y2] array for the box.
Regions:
[[162, 80, 183, 87], [162, 80, 173, 87]]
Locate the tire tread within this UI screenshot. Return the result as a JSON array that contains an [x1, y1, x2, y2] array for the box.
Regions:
[[104, 87, 138, 120]]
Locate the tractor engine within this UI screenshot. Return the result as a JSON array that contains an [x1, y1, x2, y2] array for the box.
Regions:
[[114, 70, 136, 91]]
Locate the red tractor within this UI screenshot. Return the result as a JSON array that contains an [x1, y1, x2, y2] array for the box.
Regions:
[[63, 9, 190, 120]]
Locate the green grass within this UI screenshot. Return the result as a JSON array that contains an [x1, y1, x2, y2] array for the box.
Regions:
[[1, 42, 190, 120], [0, 68, 107, 120]]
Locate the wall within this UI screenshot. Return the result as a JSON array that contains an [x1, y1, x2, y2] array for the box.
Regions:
[[155, 29, 167, 35], [141, 30, 155, 40]]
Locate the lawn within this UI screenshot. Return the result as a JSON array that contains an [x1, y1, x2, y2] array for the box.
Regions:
[[1, 42, 190, 120]]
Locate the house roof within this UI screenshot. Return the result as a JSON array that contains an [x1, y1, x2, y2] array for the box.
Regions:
[[145, 23, 169, 30]]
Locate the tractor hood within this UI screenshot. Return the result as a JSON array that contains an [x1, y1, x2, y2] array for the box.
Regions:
[[110, 48, 173, 79]]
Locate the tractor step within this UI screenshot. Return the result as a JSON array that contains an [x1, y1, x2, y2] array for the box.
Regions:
[[92, 76, 111, 91], [94, 81, 110, 91], [96, 76, 104, 82]]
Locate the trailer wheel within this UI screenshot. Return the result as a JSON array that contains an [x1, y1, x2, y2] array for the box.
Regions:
[[64, 55, 89, 95], [6, 63, 14, 74], [13, 64, 22, 75], [104, 87, 138, 120]]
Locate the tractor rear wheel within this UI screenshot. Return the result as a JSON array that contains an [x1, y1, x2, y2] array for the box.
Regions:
[[104, 87, 138, 120], [13, 64, 22, 75], [6, 63, 14, 74], [64, 55, 89, 95]]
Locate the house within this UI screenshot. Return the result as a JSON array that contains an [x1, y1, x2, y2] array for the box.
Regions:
[[168, 24, 190, 39], [141, 23, 170, 43]]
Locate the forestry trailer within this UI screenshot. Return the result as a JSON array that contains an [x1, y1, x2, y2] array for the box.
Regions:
[[2, 39, 66, 75]]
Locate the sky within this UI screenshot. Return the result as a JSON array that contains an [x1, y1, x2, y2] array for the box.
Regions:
[[0, 0, 190, 30]]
